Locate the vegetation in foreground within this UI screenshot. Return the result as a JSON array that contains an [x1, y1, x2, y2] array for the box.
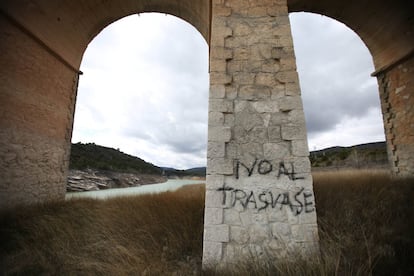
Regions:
[[1, 170, 413, 275]]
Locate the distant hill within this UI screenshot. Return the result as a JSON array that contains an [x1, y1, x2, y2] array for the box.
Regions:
[[162, 142, 388, 173], [70, 142, 162, 175], [70, 143, 206, 177], [162, 167, 206, 178], [310, 141, 388, 169], [70, 141, 388, 177]]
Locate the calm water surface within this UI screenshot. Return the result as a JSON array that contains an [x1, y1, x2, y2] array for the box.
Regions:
[[65, 179, 205, 200]]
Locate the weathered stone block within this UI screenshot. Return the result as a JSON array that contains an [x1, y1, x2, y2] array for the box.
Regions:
[[262, 60, 281, 73], [292, 140, 309, 157], [252, 101, 279, 113], [203, 241, 223, 265], [240, 211, 252, 226], [211, 26, 233, 47], [239, 85, 271, 100], [264, 142, 290, 160], [209, 99, 234, 113], [268, 126, 282, 141], [224, 208, 242, 225], [208, 126, 232, 142], [211, 47, 233, 61], [213, 5, 232, 17], [209, 111, 225, 126], [281, 125, 306, 140], [205, 190, 224, 208], [206, 174, 225, 189], [270, 47, 286, 60], [204, 0, 320, 266], [271, 222, 291, 237], [269, 112, 289, 126], [276, 71, 299, 84], [291, 157, 311, 173], [268, 208, 288, 222], [204, 224, 230, 242], [225, 86, 238, 100], [210, 72, 233, 85], [291, 224, 319, 243], [249, 224, 270, 243], [230, 226, 250, 244], [224, 114, 235, 126], [235, 108, 264, 131], [255, 72, 277, 86], [271, 84, 287, 99], [207, 158, 234, 175], [279, 96, 302, 111], [285, 82, 301, 96], [280, 57, 297, 71], [208, 142, 226, 158], [287, 110, 306, 124], [232, 47, 249, 60], [233, 22, 252, 36], [205, 207, 224, 225], [233, 73, 256, 85]]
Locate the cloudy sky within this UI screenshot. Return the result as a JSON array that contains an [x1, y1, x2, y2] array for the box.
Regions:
[[71, 12, 385, 169]]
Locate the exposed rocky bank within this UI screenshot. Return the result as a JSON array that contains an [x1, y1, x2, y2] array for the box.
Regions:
[[67, 169, 167, 192]]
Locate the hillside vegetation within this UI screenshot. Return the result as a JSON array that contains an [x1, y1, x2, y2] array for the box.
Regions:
[[70, 142, 205, 178], [310, 142, 388, 169], [1, 170, 413, 275], [70, 142, 162, 174]]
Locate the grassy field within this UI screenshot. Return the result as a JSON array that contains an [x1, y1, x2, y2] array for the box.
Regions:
[[1, 170, 413, 275]]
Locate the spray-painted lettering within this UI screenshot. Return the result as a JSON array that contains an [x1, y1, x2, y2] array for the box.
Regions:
[[217, 184, 315, 215], [235, 159, 304, 180]]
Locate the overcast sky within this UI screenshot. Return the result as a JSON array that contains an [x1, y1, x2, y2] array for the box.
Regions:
[[71, 12, 385, 169]]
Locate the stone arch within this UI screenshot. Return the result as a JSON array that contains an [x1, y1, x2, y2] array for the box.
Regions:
[[287, 0, 414, 175], [0, 0, 210, 209], [0, 0, 210, 72], [287, 0, 414, 72]]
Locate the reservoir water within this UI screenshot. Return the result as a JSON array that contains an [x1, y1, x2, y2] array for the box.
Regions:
[[65, 179, 205, 200]]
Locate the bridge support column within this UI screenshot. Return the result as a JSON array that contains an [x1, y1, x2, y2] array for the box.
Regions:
[[0, 14, 76, 209], [203, 0, 319, 266], [376, 54, 414, 176]]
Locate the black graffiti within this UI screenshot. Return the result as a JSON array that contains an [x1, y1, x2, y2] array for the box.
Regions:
[[277, 161, 304, 180], [217, 184, 315, 215], [235, 159, 304, 180]]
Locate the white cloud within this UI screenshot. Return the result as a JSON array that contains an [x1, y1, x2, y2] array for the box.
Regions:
[[72, 12, 385, 169]]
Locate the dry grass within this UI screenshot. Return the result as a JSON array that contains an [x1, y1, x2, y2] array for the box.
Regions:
[[0, 185, 205, 275], [313, 169, 414, 276], [1, 171, 413, 275]]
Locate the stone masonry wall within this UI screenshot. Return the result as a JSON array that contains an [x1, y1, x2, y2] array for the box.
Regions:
[[377, 55, 414, 176], [203, 0, 319, 266], [0, 14, 77, 209]]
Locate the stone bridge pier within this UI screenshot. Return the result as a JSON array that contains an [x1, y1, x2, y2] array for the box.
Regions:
[[203, 0, 318, 265]]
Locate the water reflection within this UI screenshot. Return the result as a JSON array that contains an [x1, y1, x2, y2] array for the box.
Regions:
[[66, 179, 205, 200]]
